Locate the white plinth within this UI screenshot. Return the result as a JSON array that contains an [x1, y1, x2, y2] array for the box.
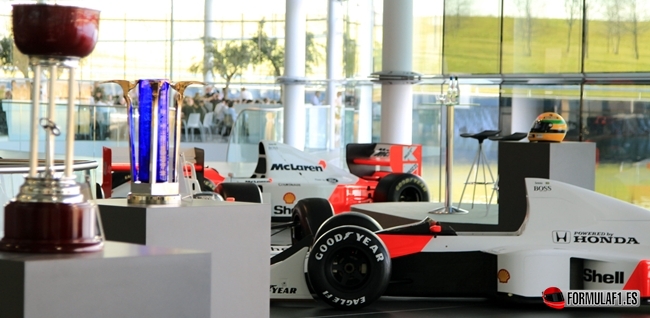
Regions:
[[97, 199, 271, 318], [0, 241, 211, 318]]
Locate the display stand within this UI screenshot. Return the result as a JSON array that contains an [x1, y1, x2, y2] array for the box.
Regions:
[[429, 99, 465, 214], [0, 241, 211, 318], [427, 88, 478, 214], [97, 199, 270, 318]]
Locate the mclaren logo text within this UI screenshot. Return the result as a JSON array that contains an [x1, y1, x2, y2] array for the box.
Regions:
[[270, 163, 323, 172], [244, 179, 270, 184]]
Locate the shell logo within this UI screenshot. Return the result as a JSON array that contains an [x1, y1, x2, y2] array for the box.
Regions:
[[497, 269, 510, 283], [283, 192, 296, 204]]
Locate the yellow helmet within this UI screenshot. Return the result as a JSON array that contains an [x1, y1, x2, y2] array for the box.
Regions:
[[528, 112, 568, 142]]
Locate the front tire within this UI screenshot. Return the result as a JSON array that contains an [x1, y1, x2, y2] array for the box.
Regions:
[[373, 173, 429, 202], [291, 198, 334, 245], [306, 225, 391, 310]]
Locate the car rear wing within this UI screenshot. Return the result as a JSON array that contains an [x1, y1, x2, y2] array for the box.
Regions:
[[345, 143, 423, 178]]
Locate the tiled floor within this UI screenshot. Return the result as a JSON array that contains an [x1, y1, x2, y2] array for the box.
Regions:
[[270, 297, 650, 317]]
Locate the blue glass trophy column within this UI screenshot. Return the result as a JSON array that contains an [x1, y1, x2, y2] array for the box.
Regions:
[[109, 80, 201, 204]]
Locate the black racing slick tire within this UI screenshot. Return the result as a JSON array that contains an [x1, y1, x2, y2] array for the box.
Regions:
[[314, 212, 382, 240], [95, 183, 104, 199], [373, 173, 429, 202], [307, 225, 391, 310], [291, 198, 334, 245], [215, 182, 262, 203]]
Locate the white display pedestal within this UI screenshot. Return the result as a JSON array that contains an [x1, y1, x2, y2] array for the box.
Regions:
[[97, 199, 270, 318], [0, 241, 211, 318]]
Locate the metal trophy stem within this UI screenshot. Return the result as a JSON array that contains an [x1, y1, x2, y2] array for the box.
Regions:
[[28, 63, 41, 177], [430, 95, 468, 215], [27, 57, 78, 179], [45, 63, 57, 177], [65, 65, 76, 177], [171, 82, 202, 185]]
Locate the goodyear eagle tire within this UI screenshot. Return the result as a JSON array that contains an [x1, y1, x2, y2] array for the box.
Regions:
[[215, 182, 262, 203], [314, 212, 382, 240], [373, 173, 429, 202], [291, 198, 334, 245], [306, 225, 391, 310]]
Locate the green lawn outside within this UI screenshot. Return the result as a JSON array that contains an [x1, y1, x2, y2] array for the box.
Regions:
[[440, 16, 650, 74]]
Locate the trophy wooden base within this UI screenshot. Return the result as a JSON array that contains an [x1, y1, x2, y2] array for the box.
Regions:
[[0, 201, 103, 253]]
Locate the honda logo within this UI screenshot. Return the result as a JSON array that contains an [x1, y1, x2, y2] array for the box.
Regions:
[[552, 231, 570, 244]]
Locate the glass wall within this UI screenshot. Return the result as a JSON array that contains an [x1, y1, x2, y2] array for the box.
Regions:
[[0, 0, 332, 85], [499, 82, 582, 138], [413, 0, 444, 75], [501, 0, 583, 73], [410, 81, 501, 203], [443, 0, 501, 74], [582, 83, 650, 207], [584, 0, 650, 72]]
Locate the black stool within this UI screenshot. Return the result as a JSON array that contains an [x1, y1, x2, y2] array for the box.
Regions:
[[458, 130, 500, 210], [486, 132, 528, 209], [488, 132, 528, 142]]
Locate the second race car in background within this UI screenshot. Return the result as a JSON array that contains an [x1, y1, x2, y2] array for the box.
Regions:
[[102, 141, 430, 222]]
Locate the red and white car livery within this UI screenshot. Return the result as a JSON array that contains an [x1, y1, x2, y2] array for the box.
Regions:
[[214, 141, 428, 222], [269, 178, 650, 309]]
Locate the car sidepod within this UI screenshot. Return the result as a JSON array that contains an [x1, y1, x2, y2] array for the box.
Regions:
[[493, 247, 574, 298], [384, 249, 498, 297], [493, 247, 650, 300]]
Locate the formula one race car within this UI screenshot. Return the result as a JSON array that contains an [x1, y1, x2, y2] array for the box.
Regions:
[[269, 178, 650, 309], [102, 141, 430, 222]]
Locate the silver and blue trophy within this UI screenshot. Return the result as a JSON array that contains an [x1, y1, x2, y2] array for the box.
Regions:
[[108, 80, 201, 205]]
